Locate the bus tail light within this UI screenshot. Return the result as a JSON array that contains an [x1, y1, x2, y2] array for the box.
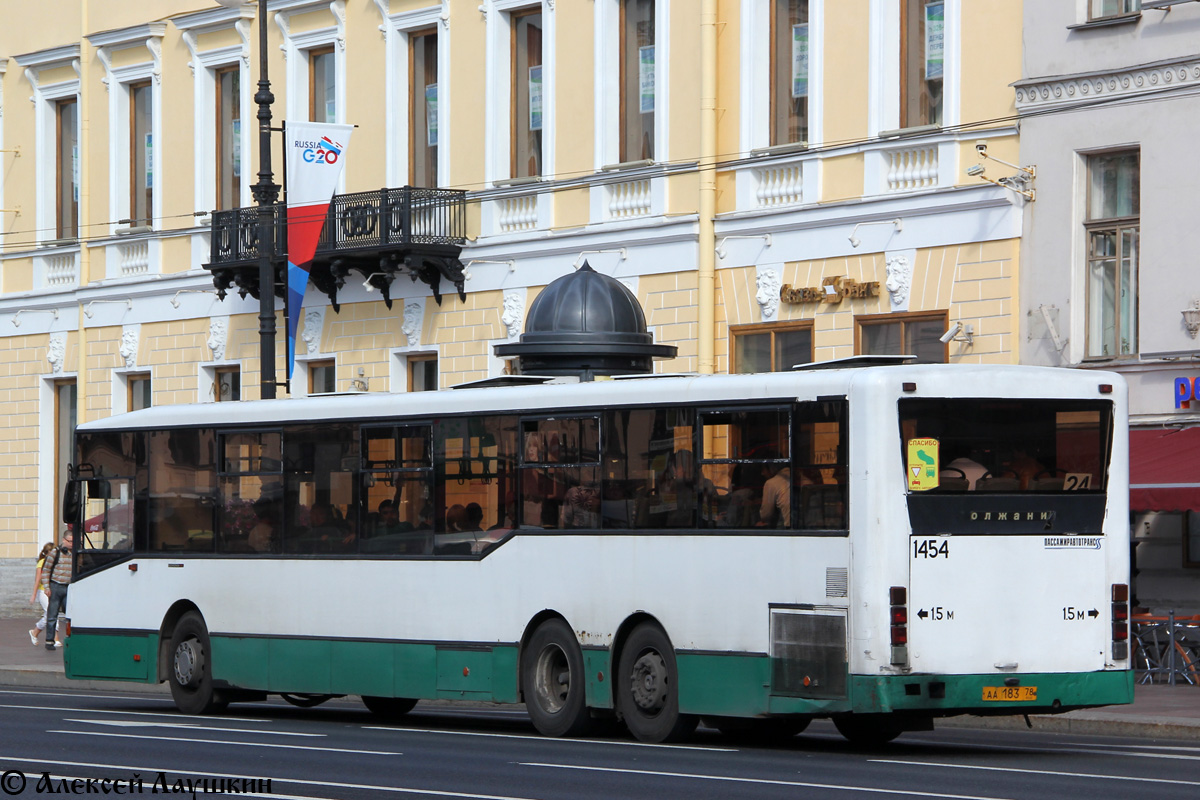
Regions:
[[1111, 583, 1129, 658], [890, 586, 909, 665]]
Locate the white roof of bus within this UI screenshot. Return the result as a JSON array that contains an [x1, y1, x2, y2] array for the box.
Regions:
[[77, 363, 1125, 432]]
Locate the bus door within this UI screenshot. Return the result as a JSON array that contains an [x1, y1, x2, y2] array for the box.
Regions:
[[900, 399, 1116, 677]]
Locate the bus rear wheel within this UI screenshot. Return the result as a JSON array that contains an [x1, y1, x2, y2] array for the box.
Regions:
[[833, 714, 903, 747], [617, 622, 698, 743], [168, 612, 227, 715], [522, 619, 593, 737], [361, 696, 418, 720]]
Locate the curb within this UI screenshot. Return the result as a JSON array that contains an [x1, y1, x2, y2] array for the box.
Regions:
[[0, 668, 169, 695], [937, 711, 1200, 741]]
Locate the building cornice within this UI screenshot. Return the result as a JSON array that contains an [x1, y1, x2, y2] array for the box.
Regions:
[[1015, 56, 1200, 112], [12, 44, 81, 71], [86, 22, 167, 50]]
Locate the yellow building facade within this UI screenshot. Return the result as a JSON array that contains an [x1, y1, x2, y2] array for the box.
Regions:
[[0, 0, 1023, 609]]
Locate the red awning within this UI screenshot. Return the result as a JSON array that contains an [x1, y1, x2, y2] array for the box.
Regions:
[[1129, 428, 1200, 512]]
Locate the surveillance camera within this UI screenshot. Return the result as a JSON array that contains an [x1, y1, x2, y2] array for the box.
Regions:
[[975, 141, 988, 157], [939, 322, 962, 344], [965, 164, 986, 177]]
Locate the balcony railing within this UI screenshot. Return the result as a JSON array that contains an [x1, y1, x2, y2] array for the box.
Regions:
[[205, 186, 467, 307]]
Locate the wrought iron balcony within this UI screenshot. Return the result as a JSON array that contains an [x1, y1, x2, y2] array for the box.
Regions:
[[204, 186, 468, 308]]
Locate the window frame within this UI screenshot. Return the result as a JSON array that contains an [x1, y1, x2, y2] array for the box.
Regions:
[[127, 373, 152, 412], [899, 0, 944, 130], [308, 45, 337, 124], [215, 65, 242, 211], [769, 0, 810, 148], [510, 7, 545, 179], [409, 27, 440, 188], [55, 97, 80, 240], [214, 365, 241, 403], [1083, 149, 1140, 361], [54, 379, 78, 535], [855, 310, 949, 363], [309, 359, 337, 395], [407, 353, 438, 392], [729, 321, 815, 374], [1088, 0, 1141, 21], [618, 0, 656, 163], [128, 80, 154, 228]]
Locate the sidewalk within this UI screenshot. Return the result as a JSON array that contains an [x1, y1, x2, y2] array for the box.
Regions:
[[2, 615, 1198, 739]]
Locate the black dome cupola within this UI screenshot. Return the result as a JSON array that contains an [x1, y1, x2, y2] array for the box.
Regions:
[[494, 262, 677, 380]]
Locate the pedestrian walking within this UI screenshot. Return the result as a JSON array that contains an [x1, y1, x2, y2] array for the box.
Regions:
[[28, 542, 58, 647], [41, 527, 73, 651]]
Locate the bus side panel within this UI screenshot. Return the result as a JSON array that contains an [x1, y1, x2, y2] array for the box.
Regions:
[[332, 640, 394, 697], [394, 643, 438, 698], [676, 653, 772, 716], [65, 631, 156, 682], [210, 636, 269, 689]]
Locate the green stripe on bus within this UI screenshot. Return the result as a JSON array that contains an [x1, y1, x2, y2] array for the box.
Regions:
[[209, 636, 521, 703], [65, 630, 1133, 719], [65, 632, 158, 683]]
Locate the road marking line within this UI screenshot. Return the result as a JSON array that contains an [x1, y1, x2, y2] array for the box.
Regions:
[[1077, 743, 1200, 753], [364, 726, 737, 751], [519, 762, 1014, 800], [46, 730, 399, 755], [0, 702, 271, 722], [28, 775, 342, 800], [63, 719, 323, 737], [0, 756, 541, 800], [870, 759, 1200, 787], [0, 688, 177, 703]]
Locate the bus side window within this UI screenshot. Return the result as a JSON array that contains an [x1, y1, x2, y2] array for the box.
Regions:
[[361, 425, 434, 555], [217, 430, 283, 554], [148, 429, 216, 552], [283, 424, 358, 555], [793, 399, 847, 531], [520, 417, 601, 531], [603, 407, 696, 530], [698, 408, 789, 530], [433, 416, 518, 554]]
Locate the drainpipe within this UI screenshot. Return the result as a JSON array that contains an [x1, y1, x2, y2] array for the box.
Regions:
[[697, 0, 718, 375], [76, 4, 90, 425]]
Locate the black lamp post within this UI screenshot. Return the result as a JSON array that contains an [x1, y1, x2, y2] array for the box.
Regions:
[[231, 0, 280, 399]]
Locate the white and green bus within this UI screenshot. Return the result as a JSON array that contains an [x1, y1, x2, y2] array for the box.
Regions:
[[61, 361, 1133, 745]]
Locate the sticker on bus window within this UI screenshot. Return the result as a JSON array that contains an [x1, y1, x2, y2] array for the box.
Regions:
[[906, 438, 940, 492]]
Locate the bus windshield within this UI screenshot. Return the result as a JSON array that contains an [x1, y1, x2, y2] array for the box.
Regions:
[[899, 398, 1113, 493]]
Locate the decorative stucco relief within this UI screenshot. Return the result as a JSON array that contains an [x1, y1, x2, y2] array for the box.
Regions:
[[756, 267, 781, 320]]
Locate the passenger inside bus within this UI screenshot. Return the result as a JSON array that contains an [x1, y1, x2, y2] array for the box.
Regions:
[[758, 464, 791, 528], [247, 498, 278, 552], [944, 448, 988, 490]]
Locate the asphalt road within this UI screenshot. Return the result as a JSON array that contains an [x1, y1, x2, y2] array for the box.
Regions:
[[1, 687, 1199, 799]]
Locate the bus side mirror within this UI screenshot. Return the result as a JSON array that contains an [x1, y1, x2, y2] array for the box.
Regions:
[[62, 478, 81, 523]]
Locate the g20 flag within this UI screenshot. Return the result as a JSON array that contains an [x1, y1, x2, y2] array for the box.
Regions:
[[284, 121, 354, 381]]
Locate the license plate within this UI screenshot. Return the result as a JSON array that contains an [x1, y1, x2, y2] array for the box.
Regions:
[[982, 686, 1037, 702]]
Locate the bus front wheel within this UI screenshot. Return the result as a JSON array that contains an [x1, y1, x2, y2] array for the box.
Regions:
[[522, 618, 592, 737], [168, 612, 227, 715], [833, 714, 903, 747], [617, 623, 698, 743]]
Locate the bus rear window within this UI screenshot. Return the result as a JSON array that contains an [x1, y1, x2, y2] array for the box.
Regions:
[[899, 399, 1112, 493]]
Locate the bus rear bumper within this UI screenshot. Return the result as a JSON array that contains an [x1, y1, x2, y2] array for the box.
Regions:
[[843, 669, 1135, 717]]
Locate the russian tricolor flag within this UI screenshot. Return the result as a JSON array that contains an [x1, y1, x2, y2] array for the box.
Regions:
[[284, 121, 354, 383]]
